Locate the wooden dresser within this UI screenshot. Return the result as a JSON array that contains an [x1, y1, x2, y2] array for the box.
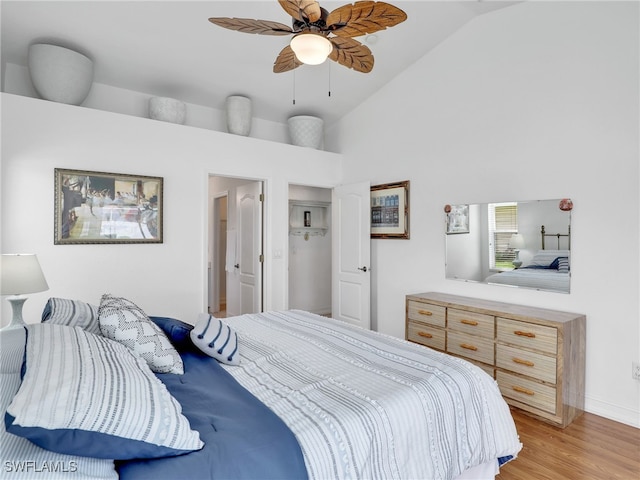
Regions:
[[405, 292, 586, 428]]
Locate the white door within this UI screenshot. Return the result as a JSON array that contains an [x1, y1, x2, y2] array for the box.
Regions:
[[332, 181, 371, 329], [236, 182, 263, 314]]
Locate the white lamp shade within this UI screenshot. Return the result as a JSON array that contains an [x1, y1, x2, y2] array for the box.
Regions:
[[1, 254, 49, 295], [509, 234, 526, 249], [290, 33, 333, 65]]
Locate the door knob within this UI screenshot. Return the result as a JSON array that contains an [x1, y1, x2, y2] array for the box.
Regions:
[[234, 264, 240, 269], [358, 266, 368, 272]]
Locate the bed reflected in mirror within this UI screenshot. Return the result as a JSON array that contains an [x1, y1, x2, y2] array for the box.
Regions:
[[445, 199, 572, 293]]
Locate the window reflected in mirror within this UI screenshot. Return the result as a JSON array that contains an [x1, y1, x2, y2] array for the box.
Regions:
[[445, 199, 572, 294]]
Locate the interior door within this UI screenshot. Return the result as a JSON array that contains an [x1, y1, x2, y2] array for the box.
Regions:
[[332, 181, 371, 329], [236, 181, 263, 314]]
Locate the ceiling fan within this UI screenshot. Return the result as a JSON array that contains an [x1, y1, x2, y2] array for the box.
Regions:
[[209, 0, 407, 74]]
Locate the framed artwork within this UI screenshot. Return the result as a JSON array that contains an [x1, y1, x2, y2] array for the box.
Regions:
[[371, 181, 409, 239], [54, 168, 163, 244], [445, 204, 469, 234]]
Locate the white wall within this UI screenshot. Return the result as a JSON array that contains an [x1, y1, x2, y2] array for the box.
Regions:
[[329, 2, 640, 427], [1, 93, 342, 327]]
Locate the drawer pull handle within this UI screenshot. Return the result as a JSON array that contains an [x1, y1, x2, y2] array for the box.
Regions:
[[418, 310, 433, 316], [460, 319, 479, 326], [460, 343, 478, 351], [514, 330, 536, 338], [513, 357, 535, 367], [513, 386, 535, 396], [418, 332, 433, 339]]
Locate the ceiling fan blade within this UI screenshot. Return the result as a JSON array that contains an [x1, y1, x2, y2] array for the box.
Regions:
[[278, 0, 322, 23], [208, 17, 294, 35], [328, 37, 374, 73], [326, 1, 407, 37], [273, 45, 304, 73]]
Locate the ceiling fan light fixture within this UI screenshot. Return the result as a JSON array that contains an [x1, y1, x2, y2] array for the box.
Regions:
[[290, 33, 332, 65]]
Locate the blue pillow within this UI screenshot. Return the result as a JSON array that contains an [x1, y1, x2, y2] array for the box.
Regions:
[[5, 324, 203, 460], [149, 316, 195, 352]]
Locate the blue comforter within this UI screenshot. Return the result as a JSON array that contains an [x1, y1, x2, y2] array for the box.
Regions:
[[116, 348, 308, 480]]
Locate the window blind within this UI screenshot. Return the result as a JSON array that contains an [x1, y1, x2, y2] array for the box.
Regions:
[[488, 202, 518, 270]]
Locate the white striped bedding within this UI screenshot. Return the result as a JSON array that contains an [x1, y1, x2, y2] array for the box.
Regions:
[[0, 328, 117, 480], [485, 269, 570, 293], [222, 310, 522, 480]]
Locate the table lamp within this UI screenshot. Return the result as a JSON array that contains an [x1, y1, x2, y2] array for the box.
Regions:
[[1, 254, 49, 330], [509, 234, 526, 269]]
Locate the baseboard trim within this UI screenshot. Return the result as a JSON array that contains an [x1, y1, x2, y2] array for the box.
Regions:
[[585, 395, 640, 428]]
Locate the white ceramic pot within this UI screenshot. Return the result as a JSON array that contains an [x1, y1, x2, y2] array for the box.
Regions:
[[28, 44, 94, 105], [149, 97, 186, 124], [288, 115, 324, 149], [225, 95, 252, 136]]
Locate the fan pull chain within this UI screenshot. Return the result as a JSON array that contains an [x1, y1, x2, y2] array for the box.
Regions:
[[292, 70, 296, 105], [328, 63, 331, 98]]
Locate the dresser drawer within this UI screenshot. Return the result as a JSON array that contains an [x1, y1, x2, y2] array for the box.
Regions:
[[448, 308, 495, 338], [497, 371, 557, 415], [406, 321, 445, 350], [407, 301, 446, 328], [447, 330, 494, 365], [497, 317, 558, 355], [497, 344, 556, 384]]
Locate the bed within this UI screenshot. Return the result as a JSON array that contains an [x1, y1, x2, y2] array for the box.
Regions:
[[485, 226, 571, 293], [1, 296, 522, 480]]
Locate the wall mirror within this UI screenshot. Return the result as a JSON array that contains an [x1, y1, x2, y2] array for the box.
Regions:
[[445, 199, 572, 294]]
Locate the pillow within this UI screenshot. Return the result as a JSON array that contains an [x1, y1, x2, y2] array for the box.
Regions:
[[190, 313, 240, 365], [98, 294, 183, 374], [529, 250, 570, 267], [557, 257, 570, 273], [5, 324, 204, 460], [149, 316, 195, 352], [41, 297, 101, 335]]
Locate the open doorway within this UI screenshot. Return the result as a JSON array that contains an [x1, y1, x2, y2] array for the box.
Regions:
[[209, 175, 264, 318], [288, 184, 332, 316]]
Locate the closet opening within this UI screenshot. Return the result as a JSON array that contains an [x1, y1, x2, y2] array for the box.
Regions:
[[288, 184, 332, 316]]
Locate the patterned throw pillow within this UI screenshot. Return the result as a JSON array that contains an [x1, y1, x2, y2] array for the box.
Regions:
[[41, 297, 101, 335], [190, 313, 240, 365], [98, 294, 183, 374], [5, 324, 203, 459]]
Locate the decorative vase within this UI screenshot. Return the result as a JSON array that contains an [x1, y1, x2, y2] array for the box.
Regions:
[[148, 97, 186, 124], [28, 43, 94, 105], [225, 95, 252, 136], [287, 115, 324, 149]]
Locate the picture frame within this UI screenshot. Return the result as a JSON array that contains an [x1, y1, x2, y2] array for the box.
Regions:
[[370, 181, 409, 239], [54, 168, 163, 245], [445, 204, 469, 234]]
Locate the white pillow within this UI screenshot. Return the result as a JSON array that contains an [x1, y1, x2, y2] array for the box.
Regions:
[[529, 250, 570, 267], [190, 313, 240, 365], [98, 294, 183, 374], [42, 297, 101, 335], [5, 324, 203, 460]]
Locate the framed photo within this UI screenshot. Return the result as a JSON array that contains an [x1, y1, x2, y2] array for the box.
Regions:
[[445, 204, 469, 234], [371, 181, 409, 239], [54, 168, 163, 244]]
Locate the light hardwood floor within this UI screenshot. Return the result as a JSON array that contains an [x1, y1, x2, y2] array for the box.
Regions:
[[496, 408, 640, 480]]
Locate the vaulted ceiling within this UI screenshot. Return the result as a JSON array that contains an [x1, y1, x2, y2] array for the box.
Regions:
[[1, 1, 517, 125]]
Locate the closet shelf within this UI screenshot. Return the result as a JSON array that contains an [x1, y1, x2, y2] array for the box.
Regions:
[[289, 200, 330, 237]]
